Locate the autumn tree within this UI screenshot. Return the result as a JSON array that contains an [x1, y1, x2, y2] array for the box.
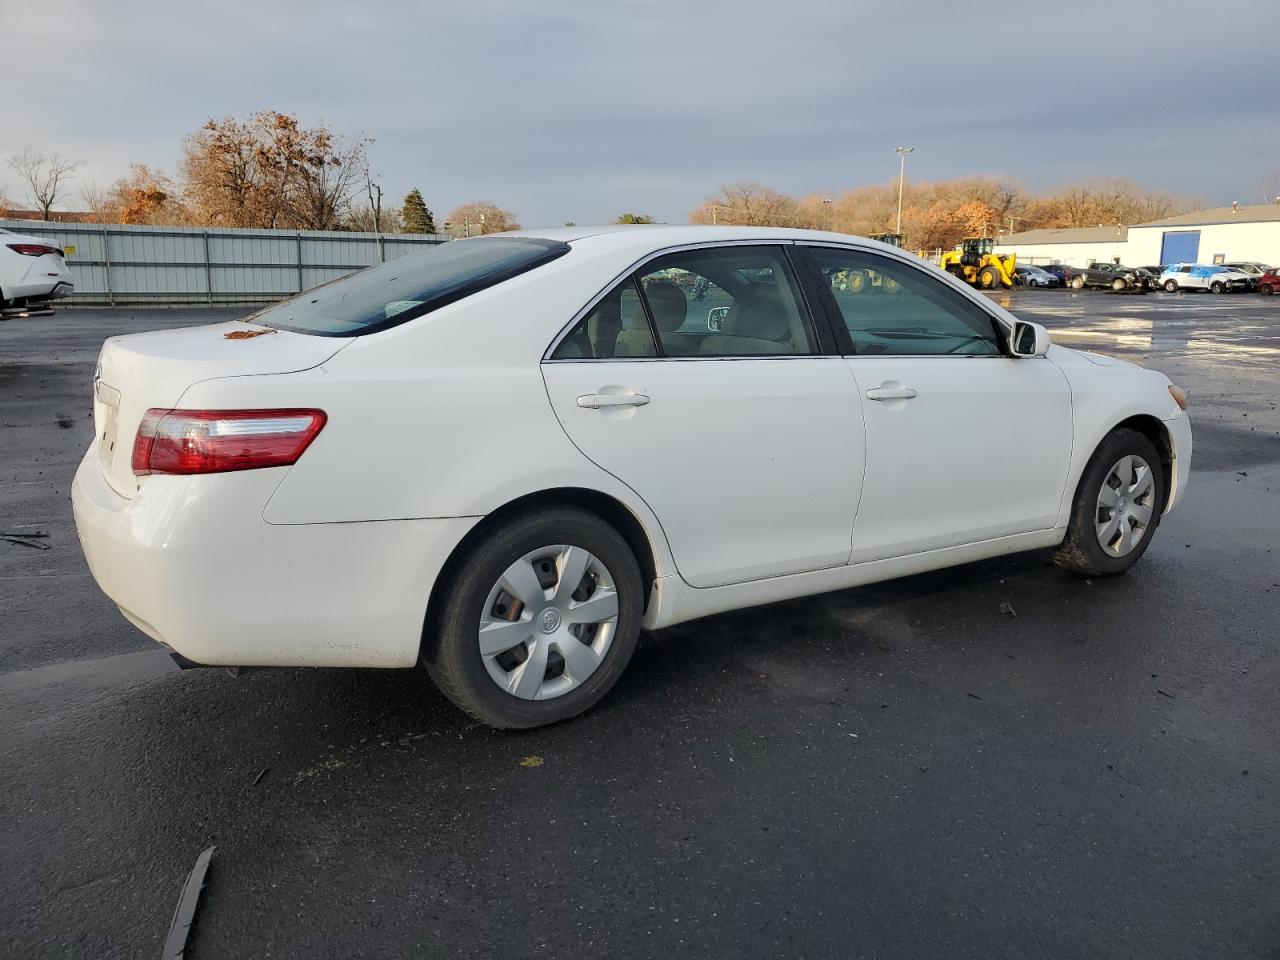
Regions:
[[445, 201, 519, 235], [182, 111, 366, 229], [401, 189, 435, 233], [7, 148, 79, 219], [616, 213, 654, 224], [108, 165, 186, 225]]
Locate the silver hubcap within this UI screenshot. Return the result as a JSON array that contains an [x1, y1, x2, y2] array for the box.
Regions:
[[1095, 455, 1155, 557], [478, 545, 619, 701]]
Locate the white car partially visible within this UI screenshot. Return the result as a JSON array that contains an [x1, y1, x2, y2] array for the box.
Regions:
[[72, 226, 1192, 729], [0, 227, 73, 307]]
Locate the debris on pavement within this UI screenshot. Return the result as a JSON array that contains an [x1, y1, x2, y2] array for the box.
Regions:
[[161, 845, 215, 960], [251, 768, 269, 786], [999, 601, 1017, 618], [519, 755, 544, 768], [1, 531, 51, 550]]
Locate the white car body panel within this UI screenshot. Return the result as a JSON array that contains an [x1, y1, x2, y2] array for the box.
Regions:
[[0, 227, 74, 302], [71, 225, 1192, 669], [543, 356, 864, 587], [843, 355, 1072, 561]]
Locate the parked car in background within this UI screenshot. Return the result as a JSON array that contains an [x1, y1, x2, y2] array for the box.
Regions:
[[72, 225, 1192, 729], [1040, 264, 1071, 284], [0, 227, 73, 308], [1225, 262, 1271, 292], [1258, 268, 1280, 295], [1159, 263, 1252, 293], [1067, 262, 1152, 292], [1014, 265, 1061, 287]]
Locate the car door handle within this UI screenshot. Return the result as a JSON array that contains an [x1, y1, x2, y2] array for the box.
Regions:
[[577, 393, 651, 409], [865, 384, 918, 401]]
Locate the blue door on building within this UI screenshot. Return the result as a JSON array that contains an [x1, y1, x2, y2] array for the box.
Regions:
[[1160, 230, 1200, 264]]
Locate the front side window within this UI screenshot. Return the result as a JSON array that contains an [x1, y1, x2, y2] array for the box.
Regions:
[[252, 237, 569, 337], [807, 247, 1002, 356]]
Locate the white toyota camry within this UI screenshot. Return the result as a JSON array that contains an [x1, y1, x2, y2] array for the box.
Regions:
[[73, 226, 1192, 728]]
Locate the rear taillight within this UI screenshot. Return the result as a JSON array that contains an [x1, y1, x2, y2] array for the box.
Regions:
[[131, 408, 326, 476], [7, 243, 60, 257]]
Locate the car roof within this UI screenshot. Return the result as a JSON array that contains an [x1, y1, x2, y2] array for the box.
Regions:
[[503, 224, 901, 256]]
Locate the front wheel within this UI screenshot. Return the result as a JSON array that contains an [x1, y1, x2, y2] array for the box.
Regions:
[[1054, 428, 1165, 576], [423, 507, 644, 729], [1071, 275, 1085, 290], [1209, 281, 1225, 294], [1262, 285, 1275, 296], [1164, 279, 1179, 293], [1111, 278, 1126, 292], [978, 266, 999, 289]]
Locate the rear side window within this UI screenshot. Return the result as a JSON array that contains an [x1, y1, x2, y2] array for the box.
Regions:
[[252, 237, 569, 337]]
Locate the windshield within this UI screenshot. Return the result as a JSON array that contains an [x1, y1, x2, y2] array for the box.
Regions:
[[250, 236, 569, 337]]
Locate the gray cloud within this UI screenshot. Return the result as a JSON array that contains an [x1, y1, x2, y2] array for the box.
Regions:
[[4, 0, 1277, 225]]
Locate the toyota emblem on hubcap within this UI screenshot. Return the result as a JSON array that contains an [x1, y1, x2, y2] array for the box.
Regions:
[[539, 608, 562, 633]]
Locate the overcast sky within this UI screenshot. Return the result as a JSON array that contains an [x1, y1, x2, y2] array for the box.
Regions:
[[4, 0, 1278, 226]]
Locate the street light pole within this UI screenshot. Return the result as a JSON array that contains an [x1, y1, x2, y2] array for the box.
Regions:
[[895, 146, 914, 235]]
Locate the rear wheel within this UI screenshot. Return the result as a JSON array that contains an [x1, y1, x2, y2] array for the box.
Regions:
[[1054, 428, 1165, 576], [1163, 279, 1179, 292], [978, 266, 999, 289], [423, 507, 644, 729]]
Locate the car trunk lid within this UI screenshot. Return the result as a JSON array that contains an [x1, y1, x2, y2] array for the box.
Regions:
[[93, 321, 348, 497]]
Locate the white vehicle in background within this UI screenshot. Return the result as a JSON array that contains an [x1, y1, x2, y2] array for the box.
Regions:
[[72, 226, 1192, 729], [1158, 263, 1251, 294], [0, 227, 73, 308]]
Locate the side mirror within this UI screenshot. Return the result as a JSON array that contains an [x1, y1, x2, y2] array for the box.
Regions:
[[1011, 320, 1051, 357]]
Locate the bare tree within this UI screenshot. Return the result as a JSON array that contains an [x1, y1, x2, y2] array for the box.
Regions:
[[7, 148, 80, 219], [690, 183, 798, 226]]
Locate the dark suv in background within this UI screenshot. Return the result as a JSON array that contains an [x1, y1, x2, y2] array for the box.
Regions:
[[1066, 263, 1155, 292]]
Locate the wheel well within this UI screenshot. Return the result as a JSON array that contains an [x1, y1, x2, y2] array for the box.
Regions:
[[1111, 415, 1174, 511], [419, 487, 660, 661]]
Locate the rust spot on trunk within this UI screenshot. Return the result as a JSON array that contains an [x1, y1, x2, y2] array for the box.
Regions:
[[224, 328, 277, 340]]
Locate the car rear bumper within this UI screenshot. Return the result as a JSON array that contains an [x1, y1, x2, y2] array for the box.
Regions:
[[72, 443, 479, 668]]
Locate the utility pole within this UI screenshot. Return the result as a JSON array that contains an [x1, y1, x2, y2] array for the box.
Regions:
[[895, 146, 914, 235]]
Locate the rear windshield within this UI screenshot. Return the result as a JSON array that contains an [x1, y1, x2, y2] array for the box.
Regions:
[[250, 236, 569, 337]]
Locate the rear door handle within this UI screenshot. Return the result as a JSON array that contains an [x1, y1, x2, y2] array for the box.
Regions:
[[577, 393, 650, 409], [865, 383, 918, 401]]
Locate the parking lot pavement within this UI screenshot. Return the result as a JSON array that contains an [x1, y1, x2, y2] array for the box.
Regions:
[[1, 294, 1278, 959]]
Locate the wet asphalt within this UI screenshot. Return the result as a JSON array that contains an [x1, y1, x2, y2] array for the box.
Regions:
[[1, 290, 1278, 959]]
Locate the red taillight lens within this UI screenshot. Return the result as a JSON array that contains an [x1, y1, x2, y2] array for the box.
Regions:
[[131, 408, 326, 476], [7, 243, 60, 257]]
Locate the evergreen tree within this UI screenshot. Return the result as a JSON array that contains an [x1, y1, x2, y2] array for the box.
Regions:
[[402, 188, 435, 233]]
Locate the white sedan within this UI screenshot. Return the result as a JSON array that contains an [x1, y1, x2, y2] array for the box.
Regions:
[[73, 226, 1192, 728], [0, 226, 74, 307]]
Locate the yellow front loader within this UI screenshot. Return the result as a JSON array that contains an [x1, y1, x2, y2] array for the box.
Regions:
[[939, 237, 1016, 289]]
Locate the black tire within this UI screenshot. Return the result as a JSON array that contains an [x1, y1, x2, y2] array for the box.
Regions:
[[978, 266, 999, 289], [1071, 275, 1085, 290], [1209, 280, 1225, 294], [422, 507, 644, 729], [1054, 428, 1165, 577], [1164, 279, 1178, 293], [1262, 285, 1275, 296], [1111, 278, 1126, 292]]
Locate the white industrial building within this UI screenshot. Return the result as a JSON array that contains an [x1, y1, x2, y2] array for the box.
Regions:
[[994, 226, 1128, 267], [1124, 203, 1280, 266], [995, 202, 1280, 268]]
